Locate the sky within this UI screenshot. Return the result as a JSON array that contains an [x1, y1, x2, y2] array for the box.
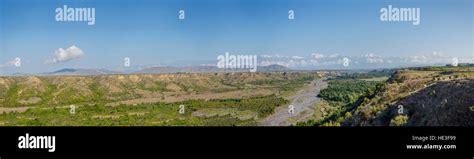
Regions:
[[0, 0, 473, 74]]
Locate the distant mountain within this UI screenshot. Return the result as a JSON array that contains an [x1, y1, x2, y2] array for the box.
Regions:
[[28, 65, 290, 76], [46, 68, 120, 76], [6, 72, 33, 76], [135, 66, 217, 74], [135, 64, 290, 74], [259, 64, 290, 72]]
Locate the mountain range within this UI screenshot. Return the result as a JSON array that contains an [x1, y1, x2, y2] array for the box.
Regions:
[[38, 64, 290, 76]]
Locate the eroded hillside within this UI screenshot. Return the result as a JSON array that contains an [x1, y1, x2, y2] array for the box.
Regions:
[[0, 72, 320, 108], [346, 67, 474, 126], [0, 72, 322, 126]]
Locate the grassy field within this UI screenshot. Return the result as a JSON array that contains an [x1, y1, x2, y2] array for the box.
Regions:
[[0, 95, 288, 126]]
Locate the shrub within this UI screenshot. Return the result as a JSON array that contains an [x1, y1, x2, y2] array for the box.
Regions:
[[390, 115, 408, 126]]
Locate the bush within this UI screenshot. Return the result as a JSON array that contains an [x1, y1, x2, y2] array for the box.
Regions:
[[390, 115, 408, 126]]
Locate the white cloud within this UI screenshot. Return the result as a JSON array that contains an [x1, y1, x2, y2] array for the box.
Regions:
[[432, 51, 441, 56], [328, 54, 340, 58], [408, 52, 448, 64], [365, 53, 384, 64], [258, 51, 473, 69], [0, 59, 16, 68], [292, 56, 304, 59], [45, 45, 84, 64], [311, 53, 324, 59], [260, 54, 291, 59]]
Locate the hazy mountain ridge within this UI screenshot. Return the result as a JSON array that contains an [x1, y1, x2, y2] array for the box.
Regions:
[[0, 64, 291, 76], [46, 68, 120, 75], [135, 64, 289, 74]]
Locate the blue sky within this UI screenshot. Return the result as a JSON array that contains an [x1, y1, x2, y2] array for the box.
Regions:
[[0, 0, 473, 73]]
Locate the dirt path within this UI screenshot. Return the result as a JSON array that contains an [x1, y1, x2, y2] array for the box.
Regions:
[[260, 79, 328, 126]]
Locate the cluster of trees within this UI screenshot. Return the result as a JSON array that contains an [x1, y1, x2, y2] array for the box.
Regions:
[[298, 79, 384, 126], [333, 70, 393, 80], [318, 80, 380, 104], [249, 75, 315, 92], [179, 95, 287, 118]]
